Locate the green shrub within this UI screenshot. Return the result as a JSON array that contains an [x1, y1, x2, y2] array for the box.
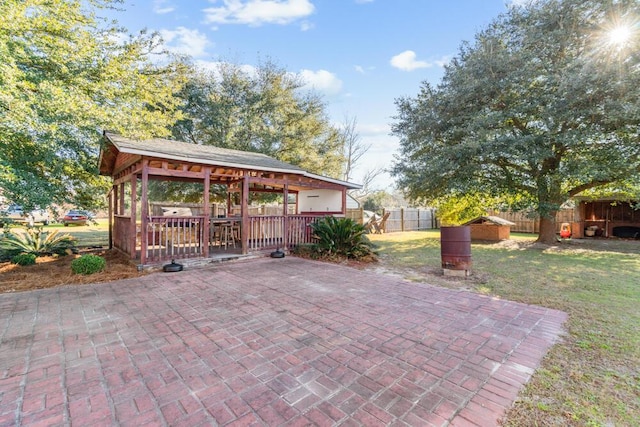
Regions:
[[11, 253, 37, 266], [309, 216, 376, 260], [71, 254, 106, 275], [0, 227, 76, 258]]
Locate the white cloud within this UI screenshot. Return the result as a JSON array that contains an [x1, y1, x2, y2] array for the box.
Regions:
[[193, 60, 222, 74], [193, 61, 258, 78], [354, 64, 375, 74], [299, 69, 343, 96], [300, 20, 314, 31], [159, 27, 211, 57], [203, 0, 315, 26], [433, 55, 452, 67], [153, 0, 175, 14], [390, 50, 430, 71]]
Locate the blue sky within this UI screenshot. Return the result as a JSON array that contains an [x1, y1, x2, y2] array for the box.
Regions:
[[111, 0, 515, 189]]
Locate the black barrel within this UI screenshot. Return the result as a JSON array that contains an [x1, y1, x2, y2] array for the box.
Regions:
[[440, 226, 472, 273]]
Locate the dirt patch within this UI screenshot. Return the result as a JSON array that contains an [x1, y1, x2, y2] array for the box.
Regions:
[[0, 250, 146, 294]]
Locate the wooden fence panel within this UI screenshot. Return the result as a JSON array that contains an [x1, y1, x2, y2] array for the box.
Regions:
[[382, 208, 437, 232], [487, 209, 577, 233]]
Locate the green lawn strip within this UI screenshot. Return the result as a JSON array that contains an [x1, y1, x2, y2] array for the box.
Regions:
[[368, 231, 640, 426], [44, 219, 109, 248]]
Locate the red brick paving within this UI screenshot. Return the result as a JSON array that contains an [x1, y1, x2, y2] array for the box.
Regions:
[[0, 257, 566, 426]]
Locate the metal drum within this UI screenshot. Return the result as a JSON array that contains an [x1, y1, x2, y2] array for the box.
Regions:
[[440, 226, 472, 276]]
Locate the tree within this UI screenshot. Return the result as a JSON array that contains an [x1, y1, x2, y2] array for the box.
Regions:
[[339, 115, 370, 182], [391, 0, 640, 243], [361, 190, 408, 213], [0, 0, 188, 212], [172, 60, 345, 178], [349, 167, 385, 201]]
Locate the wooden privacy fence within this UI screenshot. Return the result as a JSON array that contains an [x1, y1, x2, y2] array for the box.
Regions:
[[349, 207, 579, 234], [487, 209, 577, 233], [349, 208, 438, 232], [384, 208, 438, 232]]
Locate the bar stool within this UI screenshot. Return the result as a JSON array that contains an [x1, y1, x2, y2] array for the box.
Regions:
[[219, 222, 237, 249]]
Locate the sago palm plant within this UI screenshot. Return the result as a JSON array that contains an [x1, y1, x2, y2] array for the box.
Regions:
[[0, 227, 77, 258], [310, 216, 375, 259]]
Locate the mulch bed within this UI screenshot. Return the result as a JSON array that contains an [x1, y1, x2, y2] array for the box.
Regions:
[[0, 250, 146, 294]]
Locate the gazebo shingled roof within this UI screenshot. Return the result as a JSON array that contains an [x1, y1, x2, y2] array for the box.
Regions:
[[99, 131, 360, 190]]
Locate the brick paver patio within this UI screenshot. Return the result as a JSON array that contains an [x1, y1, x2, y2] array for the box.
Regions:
[[0, 257, 566, 426]]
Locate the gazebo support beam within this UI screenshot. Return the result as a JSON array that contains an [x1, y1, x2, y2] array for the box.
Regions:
[[108, 187, 114, 250], [283, 183, 289, 250], [140, 160, 149, 265], [203, 167, 211, 258], [241, 174, 249, 254], [129, 173, 137, 259]]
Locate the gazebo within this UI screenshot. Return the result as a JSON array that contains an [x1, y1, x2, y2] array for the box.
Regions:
[[98, 131, 360, 265]]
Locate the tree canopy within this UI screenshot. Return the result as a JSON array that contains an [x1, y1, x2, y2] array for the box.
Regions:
[[171, 61, 345, 179], [0, 0, 188, 211], [391, 0, 640, 242]]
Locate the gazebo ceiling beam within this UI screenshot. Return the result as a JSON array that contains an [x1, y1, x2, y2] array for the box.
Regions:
[[250, 175, 345, 191], [229, 187, 299, 194]]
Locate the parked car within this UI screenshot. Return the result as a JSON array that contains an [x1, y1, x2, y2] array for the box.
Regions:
[[62, 209, 90, 226], [0, 205, 50, 226]]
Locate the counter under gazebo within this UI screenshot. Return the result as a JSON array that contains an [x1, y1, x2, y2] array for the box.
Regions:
[[98, 131, 360, 266]]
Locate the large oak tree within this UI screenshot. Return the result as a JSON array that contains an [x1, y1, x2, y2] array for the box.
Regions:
[[391, 0, 640, 243], [172, 61, 345, 179], [0, 0, 188, 211]]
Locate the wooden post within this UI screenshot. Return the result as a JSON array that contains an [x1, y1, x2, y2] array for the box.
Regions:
[[432, 209, 437, 229], [140, 160, 149, 265], [129, 173, 137, 259], [401, 208, 405, 231], [341, 189, 347, 215], [108, 186, 114, 250], [119, 182, 125, 215], [283, 183, 289, 250], [241, 174, 249, 254], [203, 167, 211, 258]]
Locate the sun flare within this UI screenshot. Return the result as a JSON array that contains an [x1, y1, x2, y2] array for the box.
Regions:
[[608, 25, 632, 47]]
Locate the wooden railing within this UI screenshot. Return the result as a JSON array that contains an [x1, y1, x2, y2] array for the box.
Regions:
[[115, 214, 327, 263], [287, 215, 319, 247], [247, 215, 320, 251], [145, 216, 205, 262]]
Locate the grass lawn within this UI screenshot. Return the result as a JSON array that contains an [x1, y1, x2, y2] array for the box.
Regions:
[[45, 218, 110, 247], [368, 230, 640, 426]]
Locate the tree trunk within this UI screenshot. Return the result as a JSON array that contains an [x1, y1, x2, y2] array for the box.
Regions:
[[537, 213, 558, 244]]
